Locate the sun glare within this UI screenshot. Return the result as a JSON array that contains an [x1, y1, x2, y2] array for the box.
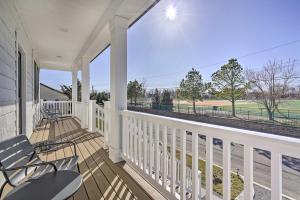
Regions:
[[166, 5, 177, 21]]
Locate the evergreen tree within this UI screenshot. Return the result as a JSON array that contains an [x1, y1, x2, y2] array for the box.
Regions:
[[151, 88, 160, 109], [211, 59, 248, 117], [178, 68, 205, 114], [127, 80, 145, 105], [161, 89, 173, 111]]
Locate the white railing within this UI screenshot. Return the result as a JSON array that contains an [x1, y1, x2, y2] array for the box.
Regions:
[[41, 100, 73, 116], [33, 101, 41, 128], [95, 104, 105, 134], [40, 100, 109, 137], [94, 102, 110, 144], [121, 110, 300, 200]]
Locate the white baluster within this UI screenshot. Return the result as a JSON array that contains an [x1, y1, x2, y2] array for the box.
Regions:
[[69, 102, 72, 115], [122, 114, 126, 157], [171, 128, 176, 196], [198, 171, 202, 199], [126, 116, 130, 159], [162, 125, 168, 188], [60, 102, 62, 115], [149, 122, 154, 178], [192, 132, 199, 200], [134, 118, 138, 165], [244, 145, 253, 200], [143, 120, 148, 173], [205, 136, 213, 200], [138, 119, 142, 168], [102, 112, 105, 133], [155, 123, 160, 182], [130, 117, 134, 162], [223, 140, 231, 200], [271, 152, 282, 200], [180, 129, 186, 200]]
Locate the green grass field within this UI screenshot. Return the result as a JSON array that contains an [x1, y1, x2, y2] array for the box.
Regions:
[[232, 100, 300, 111], [137, 99, 300, 126]]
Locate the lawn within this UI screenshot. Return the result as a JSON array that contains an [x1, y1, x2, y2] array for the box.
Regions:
[[177, 99, 300, 111], [173, 150, 244, 199], [227, 100, 300, 112]]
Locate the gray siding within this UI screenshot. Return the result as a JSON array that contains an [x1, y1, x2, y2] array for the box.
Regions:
[[0, 1, 17, 140], [0, 0, 37, 140]]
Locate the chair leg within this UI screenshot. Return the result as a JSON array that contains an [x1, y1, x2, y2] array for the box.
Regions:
[[0, 181, 8, 199], [44, 119, 49, 129], [77, 163, 81, 173]]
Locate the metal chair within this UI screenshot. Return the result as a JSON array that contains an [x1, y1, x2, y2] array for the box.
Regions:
[[40, 107, 62, 127], [0, 135, 79, 198]]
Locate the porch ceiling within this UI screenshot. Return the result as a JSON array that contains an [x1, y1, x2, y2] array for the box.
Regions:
[[14, 0, 157, 71]]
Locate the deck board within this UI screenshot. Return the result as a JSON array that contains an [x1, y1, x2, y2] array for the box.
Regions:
[[1, 117, 159, 200]]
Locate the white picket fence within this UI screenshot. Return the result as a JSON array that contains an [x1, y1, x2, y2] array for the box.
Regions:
[[121, 110, 300, 200]]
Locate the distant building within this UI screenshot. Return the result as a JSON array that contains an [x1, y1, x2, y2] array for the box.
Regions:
[[40, 83, 69, 101]]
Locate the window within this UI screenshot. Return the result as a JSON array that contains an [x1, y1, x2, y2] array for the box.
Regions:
[[34, 61, 39, 103]]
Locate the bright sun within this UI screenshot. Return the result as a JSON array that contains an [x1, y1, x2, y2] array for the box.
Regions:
[[166, 5, 177, 21]]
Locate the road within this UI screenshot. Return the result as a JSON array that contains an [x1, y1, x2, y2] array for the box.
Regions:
[[166, 133, 300, 199]]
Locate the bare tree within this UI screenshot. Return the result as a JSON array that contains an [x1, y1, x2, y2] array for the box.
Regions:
[[246, 60, 297, 120]]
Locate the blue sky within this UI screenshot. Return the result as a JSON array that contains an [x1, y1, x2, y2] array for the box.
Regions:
[[40, 0, 300, 91]]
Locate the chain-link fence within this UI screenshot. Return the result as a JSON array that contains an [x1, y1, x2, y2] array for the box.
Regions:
[[129, 102, 300, 128]]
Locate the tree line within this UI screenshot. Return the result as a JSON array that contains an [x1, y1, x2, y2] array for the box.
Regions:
[[127, 58, 298, 120]]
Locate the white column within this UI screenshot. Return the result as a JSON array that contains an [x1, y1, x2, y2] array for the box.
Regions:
[[223, 140, 231, 200], [104, 101, 110, 146], [109, 16, 128, 163], [81, 57, 90, 129], [89, 100, 96, 132], [72, 69, 78, 116]]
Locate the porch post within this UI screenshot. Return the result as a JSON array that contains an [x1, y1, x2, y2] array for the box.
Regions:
[[81, 57, 90, 129], [72, 69, 78, 116], [89, 100, 96, 132], [109, 16, 128, 163]]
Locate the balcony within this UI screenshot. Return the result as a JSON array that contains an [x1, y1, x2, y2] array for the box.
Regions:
[[1, 0, 300, 200], [2, 116, 166, 200], [32, 100, 300, 200]]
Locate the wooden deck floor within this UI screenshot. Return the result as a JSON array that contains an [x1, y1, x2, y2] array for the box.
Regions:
[[2, 117, 162, 200]]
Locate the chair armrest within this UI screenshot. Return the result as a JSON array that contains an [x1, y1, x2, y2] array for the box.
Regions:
[[34, 141, 77, 156], [0, 161, 57, 172]]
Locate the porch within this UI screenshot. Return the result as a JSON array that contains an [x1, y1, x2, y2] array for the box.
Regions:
[[0, 0, 300, 199], [37, 101, 300, 200], [2, 117, 165, 200]]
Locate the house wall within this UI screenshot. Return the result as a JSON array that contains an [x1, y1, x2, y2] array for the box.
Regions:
[[40, 84, 70, 101], [0, 0, 38, 140]]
